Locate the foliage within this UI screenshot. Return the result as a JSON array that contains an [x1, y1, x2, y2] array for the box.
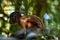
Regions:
[[0, 0, 60, 40]]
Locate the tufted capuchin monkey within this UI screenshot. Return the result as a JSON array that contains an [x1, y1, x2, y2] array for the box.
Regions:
[[9, 12, 44, 40]]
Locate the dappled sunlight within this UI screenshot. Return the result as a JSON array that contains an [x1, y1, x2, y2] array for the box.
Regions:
[[4, 6, 15, 15], [2, 32, 7, 37], [0, 14, 3, 17], [3, 17, 8, 21], [2, 0, 12, 5], [5, 23, 10, 30]]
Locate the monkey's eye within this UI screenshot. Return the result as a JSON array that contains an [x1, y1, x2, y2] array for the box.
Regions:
[[27, 21, 30, 22], [21, 17, 26, 20], [26, 21, 33, 24]]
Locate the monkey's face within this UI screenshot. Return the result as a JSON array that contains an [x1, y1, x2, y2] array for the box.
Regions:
[[20, 16, 32, 28]]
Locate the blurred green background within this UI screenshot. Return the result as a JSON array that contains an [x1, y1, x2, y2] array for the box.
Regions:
[[0, 0, 60, 40]]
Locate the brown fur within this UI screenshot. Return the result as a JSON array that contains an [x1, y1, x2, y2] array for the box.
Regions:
[[9, 12, 44, 32], [20, 15, 44, 32]]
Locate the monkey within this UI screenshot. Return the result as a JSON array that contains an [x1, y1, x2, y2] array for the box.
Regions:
[[20, 15, 44, 40], [9, 11, 44, 40], [20, 15, 44, 32]]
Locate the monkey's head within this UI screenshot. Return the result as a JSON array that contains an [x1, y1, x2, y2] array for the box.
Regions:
[[20, 15, 44, 32], [9, 11, 22, 24]]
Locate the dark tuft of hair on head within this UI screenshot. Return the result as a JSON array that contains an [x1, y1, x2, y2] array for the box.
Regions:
[[9, 11, 21, 24]]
